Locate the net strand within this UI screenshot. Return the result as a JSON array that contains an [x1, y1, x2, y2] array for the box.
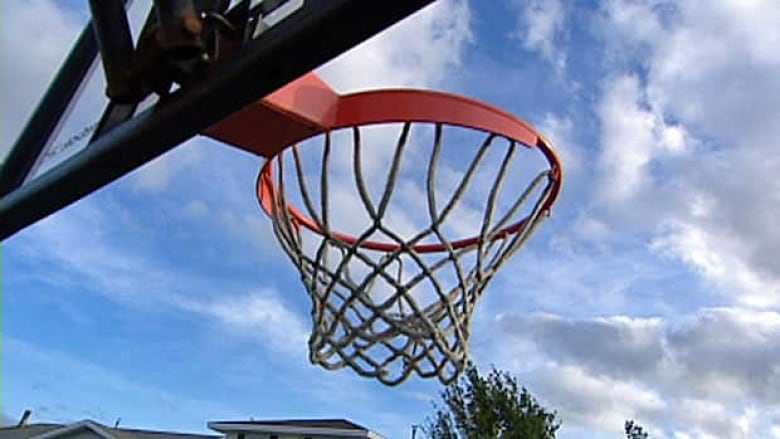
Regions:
[[425, 124, 470, 345]]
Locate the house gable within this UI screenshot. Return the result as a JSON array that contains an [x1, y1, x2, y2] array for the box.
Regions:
[[29, 421, 117, 439]]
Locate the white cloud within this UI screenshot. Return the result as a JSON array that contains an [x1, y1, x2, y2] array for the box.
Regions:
[[597, 75, 654, 202], [596, 74, 690, 204], [496, 307, 780, 438], [533, 364, 665, 433], [592, 0, 780, 309], [184, 199, 209, 218], [178, 291, 309, 356], [317, 0, 472, 91], [652, 221, 780, 308], [14, 194, 309, 358], [133, 140, 205, 191], [513, 0, 566, 70], [644, 2, 780, 147]]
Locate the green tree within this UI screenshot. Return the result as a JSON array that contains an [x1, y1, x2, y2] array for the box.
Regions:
[[624, 420, 649, 439], [422, 365, 560, 439]]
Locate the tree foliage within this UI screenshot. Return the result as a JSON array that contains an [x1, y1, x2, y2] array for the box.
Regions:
[[423, 365, 560, 439], [624, 420, 649, 439]]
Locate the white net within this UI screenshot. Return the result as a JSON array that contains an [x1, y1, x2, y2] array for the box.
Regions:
[[262, 122, 557, 385]]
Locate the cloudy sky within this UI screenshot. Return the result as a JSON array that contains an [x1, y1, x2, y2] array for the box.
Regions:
[[3, 0, 780, 438]]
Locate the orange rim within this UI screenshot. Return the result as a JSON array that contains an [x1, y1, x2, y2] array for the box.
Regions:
[[257, 88, 563, 253]]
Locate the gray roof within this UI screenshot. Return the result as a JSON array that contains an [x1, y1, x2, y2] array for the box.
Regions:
[[0, 423, 63, 439], [0, 422, 219, 439], [207, 419, 368, 431]]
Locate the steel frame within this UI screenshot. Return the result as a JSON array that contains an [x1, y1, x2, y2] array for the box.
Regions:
[[0, 0, 433, 240]]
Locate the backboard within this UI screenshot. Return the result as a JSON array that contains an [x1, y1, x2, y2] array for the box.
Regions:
[[0, 0, 433, 239]]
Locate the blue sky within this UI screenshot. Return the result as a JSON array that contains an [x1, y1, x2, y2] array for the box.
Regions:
[[3, 1, 780, 438]]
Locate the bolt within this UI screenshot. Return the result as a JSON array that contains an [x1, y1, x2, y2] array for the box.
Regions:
[[182, 14, 203, 36]]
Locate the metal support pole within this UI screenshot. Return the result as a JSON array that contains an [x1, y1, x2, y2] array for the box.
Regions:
[[88, 0, 137, 102]]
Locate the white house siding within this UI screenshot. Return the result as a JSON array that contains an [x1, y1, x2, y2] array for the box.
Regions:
[[62, 430, 105, 439], [228, 433, 353, 439]]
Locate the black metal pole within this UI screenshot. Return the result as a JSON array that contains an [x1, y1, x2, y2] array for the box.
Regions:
[[0, 17, 99, 196], [0, 0, 434, 240], [88, 0, 137, 101], [89, 6, 159, 142]]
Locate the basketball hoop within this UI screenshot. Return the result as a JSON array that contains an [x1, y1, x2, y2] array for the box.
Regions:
[[206, 74, 563, 385]]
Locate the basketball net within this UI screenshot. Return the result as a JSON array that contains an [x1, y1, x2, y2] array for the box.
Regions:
[[261, 123, 556, 385]]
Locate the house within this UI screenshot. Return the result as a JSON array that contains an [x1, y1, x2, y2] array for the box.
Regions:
[[2, 418, 385, 439], [0, 420, 219, 439], [209, 419, 385, 439]]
